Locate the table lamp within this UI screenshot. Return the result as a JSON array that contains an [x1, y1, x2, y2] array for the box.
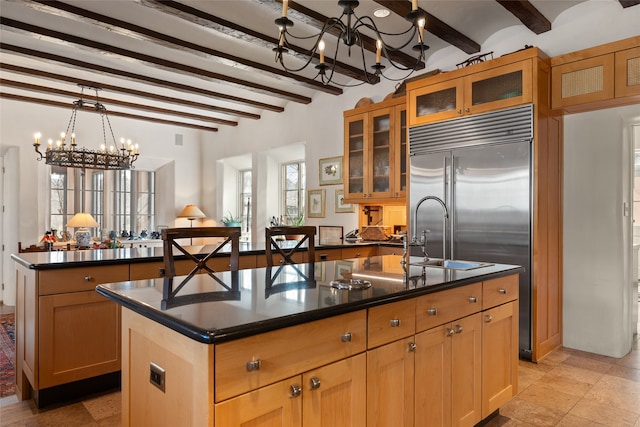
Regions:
[[177, 204, 206, 227], [66, 212, 99, 248]]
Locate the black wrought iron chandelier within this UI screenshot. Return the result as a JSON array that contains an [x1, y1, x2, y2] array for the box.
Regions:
[[274, 0, 429, 86], [33, 85, 139, 170]]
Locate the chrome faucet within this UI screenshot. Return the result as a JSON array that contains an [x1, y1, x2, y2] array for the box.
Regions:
[[411, 195, 449, 261]]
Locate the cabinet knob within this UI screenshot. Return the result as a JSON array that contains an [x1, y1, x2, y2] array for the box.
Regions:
[[499, 288, 507, 294], [465, 107, 470, 113], [468, 296, 477, 303], [446, 328, 455, 337], [309, 377, 321, 390], [246, 359, 261, 371], [408, 342, 417, 352], [427, 308, 438, 316], [83, 276, 93, 282], [457, 109, 462, 115], [455, 324, 463, 334], [485, 314, 493, 323], [341, 332, 353, 342], [390, 319, 401, 327], [290, 384, 302, 398]]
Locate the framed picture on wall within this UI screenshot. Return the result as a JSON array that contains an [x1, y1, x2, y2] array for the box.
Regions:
[[319, 156, 343, 185], [335, 189, 355, 213], [307, 189, 326, 218]]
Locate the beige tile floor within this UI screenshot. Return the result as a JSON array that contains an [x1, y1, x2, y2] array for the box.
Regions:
[[0, 338, 638, 426]]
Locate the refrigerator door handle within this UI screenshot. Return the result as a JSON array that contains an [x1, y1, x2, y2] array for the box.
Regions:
[[448, 154, 455, 260]]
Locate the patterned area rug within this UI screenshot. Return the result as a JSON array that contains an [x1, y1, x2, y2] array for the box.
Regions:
[[0, 313, 15, 397]]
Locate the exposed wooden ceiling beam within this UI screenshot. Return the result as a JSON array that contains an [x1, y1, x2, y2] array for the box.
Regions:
[[135, 0, 378, 84], [16, 0, 343, 95], [495, 0, 551, 34], [0, 43, 285, 113], [0, 17, 315, 103], [264, 0, 425, 70], [372, 0, 480, 54], [0, 92, 219, 132], [0, 63, 261, 121], [0, 78, 239, 127], [619, 0, 640, 7]]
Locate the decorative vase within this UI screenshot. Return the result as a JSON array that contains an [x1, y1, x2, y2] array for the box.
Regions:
[[75, 228, 91, 248]]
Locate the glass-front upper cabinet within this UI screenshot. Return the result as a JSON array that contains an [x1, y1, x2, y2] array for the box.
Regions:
[[344, 115, 367, 199], [343, 97, 406, 203], [408, 56, 534, 127]]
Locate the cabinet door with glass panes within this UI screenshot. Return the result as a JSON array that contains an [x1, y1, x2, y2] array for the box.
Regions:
[[343, 107, 396, 202], [343, 113, 368, 201]]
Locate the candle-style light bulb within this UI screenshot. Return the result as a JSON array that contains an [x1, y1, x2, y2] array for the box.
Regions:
[[282, 0, 288, 17], [135, 144, 139, 155], [47, 139, 53, 151], [101, 143, 106, 152], [34, 132, 41, 146], [60, 132, 66, 146], [120, 137, 126, 149], [56, 139, 62, 148], [376, 40, 382, 64], [418, 18, 425, 43], [318, 39, 325, 64]]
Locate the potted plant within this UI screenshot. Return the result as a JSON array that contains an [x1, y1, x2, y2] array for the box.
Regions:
[[221, 211, 242, 227], [285, 213, 305, 240]]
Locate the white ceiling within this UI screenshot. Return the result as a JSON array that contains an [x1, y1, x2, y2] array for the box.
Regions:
[[0, 0, 637, 133]]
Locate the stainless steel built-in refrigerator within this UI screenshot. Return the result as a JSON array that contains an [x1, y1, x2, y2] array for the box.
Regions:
[[409, 105, 534, 359]]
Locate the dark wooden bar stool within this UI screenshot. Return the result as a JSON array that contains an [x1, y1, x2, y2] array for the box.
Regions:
[[265, 226, 316, 267]]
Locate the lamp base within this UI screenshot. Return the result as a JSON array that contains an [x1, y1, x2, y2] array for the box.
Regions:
[[75, 228, 91, 248]]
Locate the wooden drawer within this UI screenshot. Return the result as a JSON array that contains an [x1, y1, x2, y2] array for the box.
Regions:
[[482, 274, 518, 310], [368, 299, 416, 349], [215, 310, 367, 402], [38, 265, 130, 295], [415, 282, 482, 332], [341, 246, 377, 259], [377, 246, 403, 256], [315, 248, 343, 262], [255, 252, 307, 268]]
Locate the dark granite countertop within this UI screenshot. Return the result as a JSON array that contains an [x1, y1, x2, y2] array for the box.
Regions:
[[11, 240, 402, 270], [96, 255, 521, 344]]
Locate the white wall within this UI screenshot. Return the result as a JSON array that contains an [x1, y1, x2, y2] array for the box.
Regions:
[[563, 105, 640, 357]]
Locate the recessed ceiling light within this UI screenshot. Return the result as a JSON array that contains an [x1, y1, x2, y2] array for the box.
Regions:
[[373, 8, 391, 18]]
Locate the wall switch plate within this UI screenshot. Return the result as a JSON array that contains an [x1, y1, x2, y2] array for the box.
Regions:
[[150, 362, 166, 393]]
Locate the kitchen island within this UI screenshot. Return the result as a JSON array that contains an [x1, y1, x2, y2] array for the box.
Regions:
[[10, 241, 399, 407], [97, 255, 521, 427]]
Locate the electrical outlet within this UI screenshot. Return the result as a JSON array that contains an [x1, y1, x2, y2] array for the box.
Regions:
[[149, 362, 165, 392]]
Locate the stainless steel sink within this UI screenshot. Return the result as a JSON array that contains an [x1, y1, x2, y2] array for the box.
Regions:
[[409, 259, 493, 271]]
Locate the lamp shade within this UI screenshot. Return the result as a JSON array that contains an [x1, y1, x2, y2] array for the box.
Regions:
[[66, 212, 100, 228], [177, 205, 206, 220]]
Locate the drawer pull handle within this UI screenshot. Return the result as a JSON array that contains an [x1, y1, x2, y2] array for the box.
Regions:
[[83, 276, 93, 282], [446, 328, 455, 337], [408, 342, 417, 352], [499, 288, 507, 294], [427, 308, 438, 316], [455, 324, 463, 334], [468, 296, 477, 303], [290, 384, 302, 398], [309, 377, 321, 390], [485, 314, 493, 323], [341, 332, 352, 342], [246, 359, 261, 371], [390, 319, 401, 327]]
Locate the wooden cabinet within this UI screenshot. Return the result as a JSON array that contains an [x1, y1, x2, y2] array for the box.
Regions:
[[408, 55, 534, 126], [367, 337, 415, 427], [216, 354, 367, 427], [39, 290, 120, 388], [341, 245, 378, 260], [415, 313, 483, 427], [14, 262, 126, 403], [343, 96, 407, 203], [551, 36, 640, 112], [615, 46, 640, 98], [482, 300, 518, 417]]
